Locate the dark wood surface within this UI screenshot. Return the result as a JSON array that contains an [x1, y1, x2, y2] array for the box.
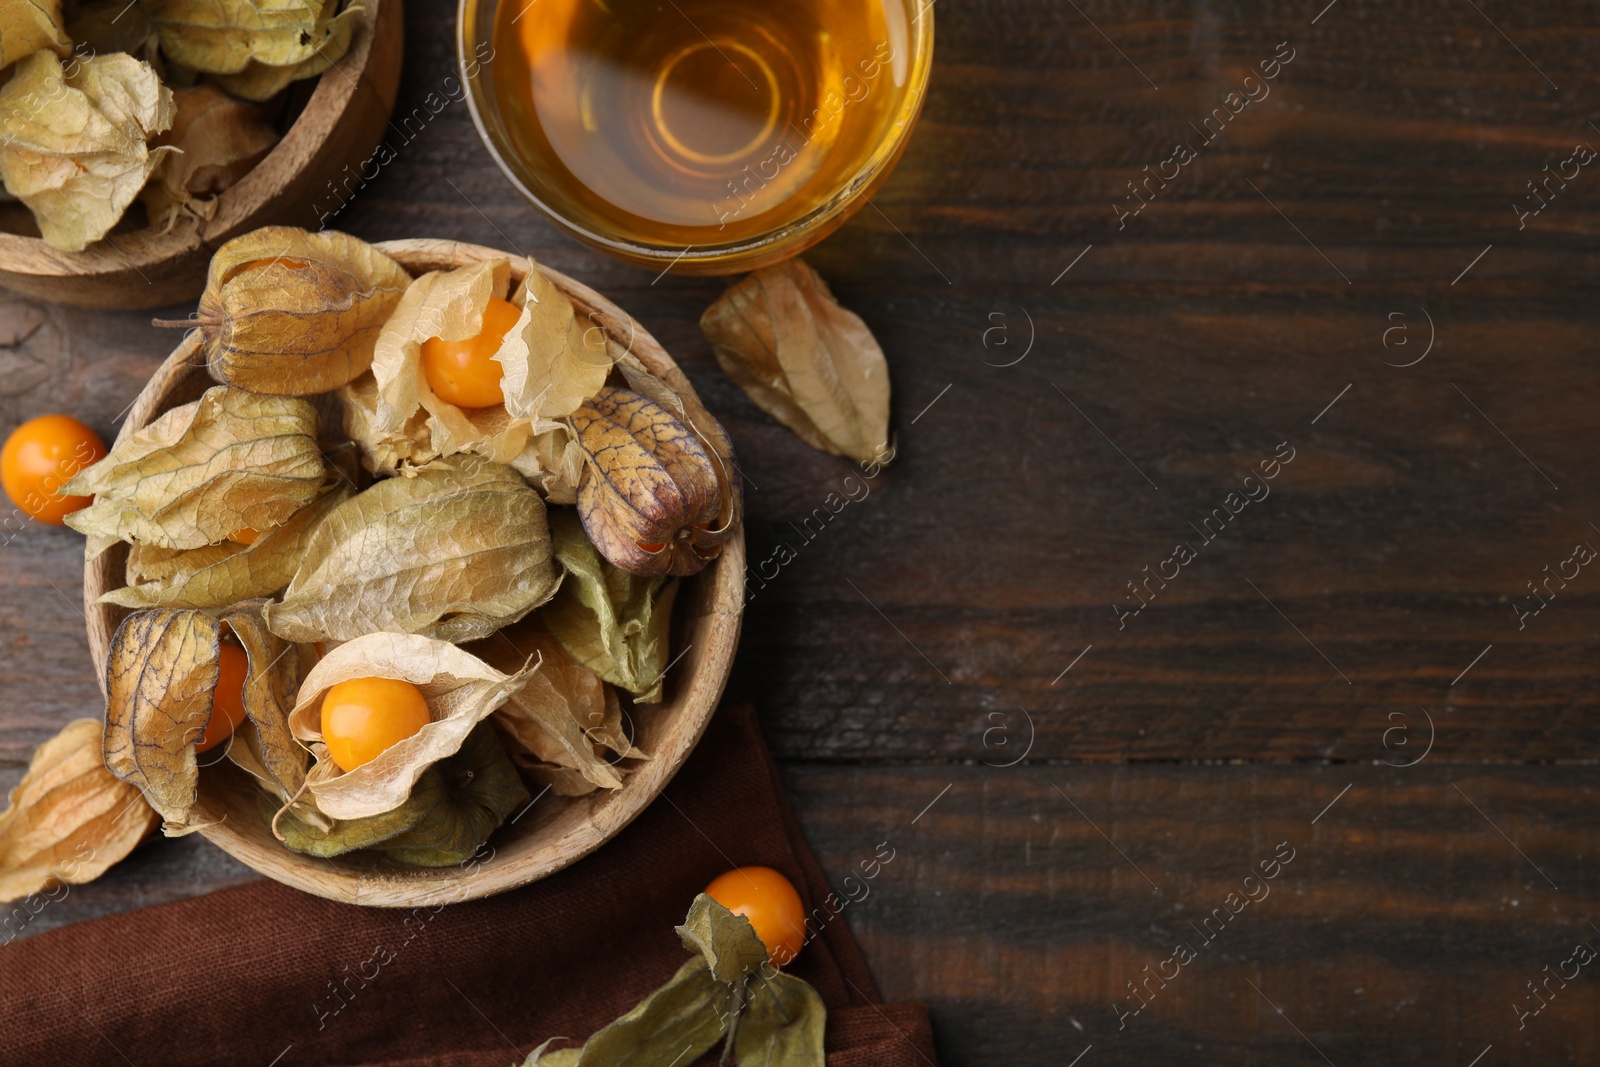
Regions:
[[3, 1, 1600, 1063]]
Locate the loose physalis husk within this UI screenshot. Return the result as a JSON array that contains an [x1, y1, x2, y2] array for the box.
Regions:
[[362, 258, 530, 466], [142, 85, 279, 234], [525, 895, 825, 1067], [62, 385, 326, 559], [143, 0, 360, 101], [0, 719, 159, 904], [0, 50, 176, 251], [102, 476, 352, 609], [285, 631, 535, 821], [541, 508, 678, 703], [271, 723, 527, 866], [498, 260, 613, 430], [344, 257, 612, 482], [197, 226, 413, 396], [0, 0, 70, 70], [103, 603, 305, 835], [701, 258, 891, 465], [265, 455, 559, 644], [472, 619, 639, 793]]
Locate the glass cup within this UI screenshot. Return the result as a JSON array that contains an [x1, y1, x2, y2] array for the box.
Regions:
[[457, 0, 934, 275]]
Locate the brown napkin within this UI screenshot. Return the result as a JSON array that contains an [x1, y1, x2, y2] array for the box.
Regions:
[[0, 704, 937, 1067]]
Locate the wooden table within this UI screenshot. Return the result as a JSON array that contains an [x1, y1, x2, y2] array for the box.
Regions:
[[3, 1, 1598, 1063]]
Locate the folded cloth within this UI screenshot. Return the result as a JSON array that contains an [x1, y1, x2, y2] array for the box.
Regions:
[[0, 703, 936, 1067]]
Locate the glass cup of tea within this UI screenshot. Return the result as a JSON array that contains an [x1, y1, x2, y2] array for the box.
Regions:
[[457, 0, 934, 275]]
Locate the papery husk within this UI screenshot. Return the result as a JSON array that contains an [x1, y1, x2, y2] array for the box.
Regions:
[[264, 456, 559, 644], [103, 604, 305, 835], [102, 608, 220, 832], [142, 0, 359, 79], [571, 386, 725, 578], [272, 723, 526, 863], [285, 632, 535, 820], [372, 723, 528, 866], [524, 896, 810, 1067], [510, 424, 585, 504], [62, 385, 325, 559], [222, 602, 310, 809], [102, 477, 351, 609], [197, 226, 414, 396], [142, 84, 279, 234], [0, 50, 176, 251], [0, 0, 70, 70], [541, 508, 678, 703], [472, 619, 632, 791], [498, 261, 612, 430], [735, 970, 827, 1065], [701, 258, 890, 464], [361, 258, 531, 466], [611, 352, 743, 562], [0, 719, 159, 903]]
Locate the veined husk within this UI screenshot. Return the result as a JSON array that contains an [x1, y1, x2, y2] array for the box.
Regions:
[[264, 455, 560, 644], [541, 508, 678, 703], [142, 0, 360, 101], [0, 0, 70, 70], [62, 385, 326, 559], [197, 227, 414, 396], [102, 476, 352, 609], [571, 385, 725, 578], [569, 352, 741, 576], [103, 603, 306, 835], [524, 895, 824, 1067], [271, 722, 528, 865], [0, 719, 159, 904], [340, 257, 611, 486], [472, 619, 640, 793], [141, 85, 279, 234], [700, 257, 891, 464], [0, 50, 176, 251], [285, 632, 536, 821]]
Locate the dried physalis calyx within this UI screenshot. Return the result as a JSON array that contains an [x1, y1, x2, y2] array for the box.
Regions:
[[0, 0, 70, 69], [61, 385, 327, 559], [0, 719, 159, 904], [185, 227, 412, 396], [142, 0, 361, 102], [285, 632, 535, 822], [103, 604, 305, 836], [700, 257, 891, 465], [100, 476, 352, 610], [541, 509, 678, 703], [0, 51, 176, 252], [571, 384, 735, 577], [142, 85, 280, 234], [265, 456, 560, 644]]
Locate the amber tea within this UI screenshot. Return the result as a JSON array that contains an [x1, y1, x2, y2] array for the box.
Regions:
[[493, 0, 916, 250]]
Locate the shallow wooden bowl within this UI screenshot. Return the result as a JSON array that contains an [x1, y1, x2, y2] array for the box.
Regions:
[[82, 238, 745, 906], [0, 0, 402, 311]]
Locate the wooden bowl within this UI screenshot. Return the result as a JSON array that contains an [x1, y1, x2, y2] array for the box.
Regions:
[[82, 238, 746, 906], [0, 0, 402, 311]]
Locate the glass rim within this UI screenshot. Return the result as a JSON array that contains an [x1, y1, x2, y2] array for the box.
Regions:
[[456, 0, 935, 270]]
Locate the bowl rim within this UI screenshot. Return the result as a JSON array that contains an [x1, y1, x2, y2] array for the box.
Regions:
[[0, 0, 393, 279], [82, 237, 747, 907], [455, 0, 935, 272]]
